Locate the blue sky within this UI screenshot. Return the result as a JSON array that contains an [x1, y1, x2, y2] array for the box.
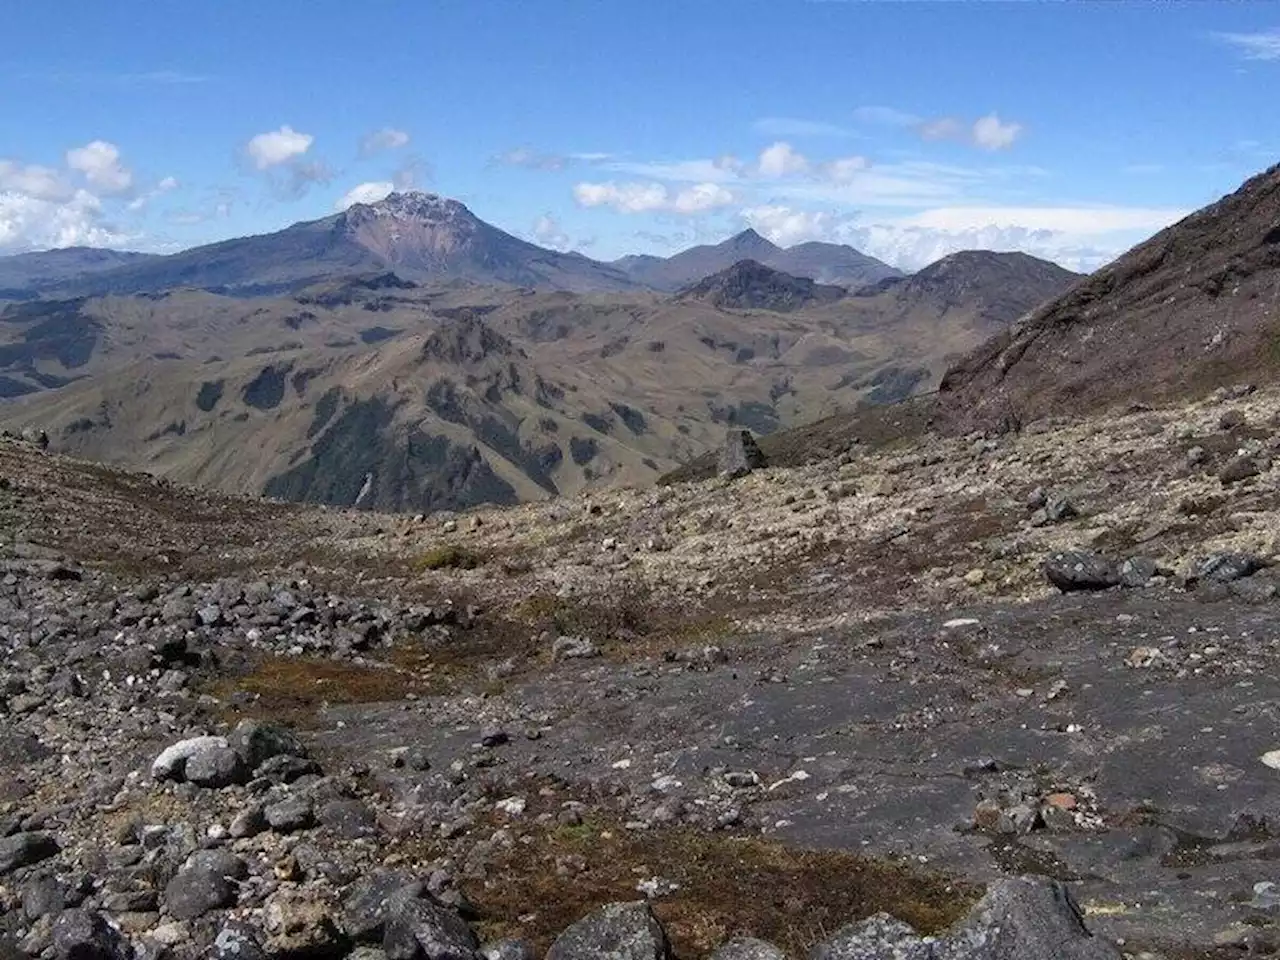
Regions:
[[2, 0, 1278, 270]]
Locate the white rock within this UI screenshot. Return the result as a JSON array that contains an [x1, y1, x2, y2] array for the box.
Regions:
[[1261, 750, 1280, 770], [151, 735, 229, 781]]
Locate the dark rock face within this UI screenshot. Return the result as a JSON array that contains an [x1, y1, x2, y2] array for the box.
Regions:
[[944, 877, 1121, 959], [720, 429, 767, 480], [546, 902, 672, 960], [1043, 551, 1120, 593]]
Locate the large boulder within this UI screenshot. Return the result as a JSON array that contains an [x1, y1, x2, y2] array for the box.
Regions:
[[710, 937, 787, 960], [546, 902, 672, 960], [343, 870, 428, 942], [163, 851, 245, 920], [228, 719, 309, 771], [941, 877, 1121, 959], [1043, 551, 1119, 593], [719, 429, 767, 480]]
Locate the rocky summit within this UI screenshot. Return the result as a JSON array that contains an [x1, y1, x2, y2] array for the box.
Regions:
[[4, 364, 1280, 958]]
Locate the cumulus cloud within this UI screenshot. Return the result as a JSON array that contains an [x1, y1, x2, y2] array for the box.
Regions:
[[359, 127, 411, 156], [245, 125, 313, 170], [1215, 29, 1280, 61], [739, 201, 1189, 272], [573, 180, 735, 215], [335, 180, 394, 210], [971, 114, 1023, 151], [66, 140, 133, 194], [532, 213, 571, 250], [0, 189, 131, 252], [0, 160, 72, 202], [757, 141, 810, 178]]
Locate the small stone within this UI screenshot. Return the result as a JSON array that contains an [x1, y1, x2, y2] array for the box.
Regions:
[[151, 736, 230, 783], [265, 797, 314, 834], [552, 636, 598, 661], [1220, 455, 1262, 484], [1043, 550, 1119, 593], [479, 726, 509, 748], [963, 568, 986, 586]]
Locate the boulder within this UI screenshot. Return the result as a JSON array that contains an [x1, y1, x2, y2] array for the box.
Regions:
[[1043, 551, 1119, 593], [164, 853, 243, 920], [0, 831, 59, 875], [151, 736, 230, 783], [546, 902, 672, 960], [51, 909, 130, 960], [185, 745, 248, 788], [1192, 552, 1265, 583], [941, 877, 1121, 959], [228, 719, 308, 770], [481, 941, 537, 960], [343, 870, 427, 942], [383, 897, 480, 960], [719, 429, 767, 480]]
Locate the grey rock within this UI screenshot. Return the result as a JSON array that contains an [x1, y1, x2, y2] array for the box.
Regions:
[[1193, 552, 1265, 583], [265, 797, 314, 833], [383, 897, 480, 960], [213, 922, 266, 960], [151, 735, 229, 782], [1043, 551, 1119, 593], [319, 799, 378, 839], [0, 831, 59, 875], [940, 877, 1121, 959], [185, 745, 248, 789], [228, 719, 308, 770], [1118, 556, 1159, 588], [22, 873, 66, 920], [709, 937, 787, 960], [1220, 454, 1262, 484], [255, 754, 321, 783], [810, 913, 934, 960], [551, 635, 598, 661], [481, 940, 537, 960], [719, 429, 767, 480], [343, 870, 426, 942], [51, 909, 129, 960], [1044, 496, 1078, 523], [229, 805, 267, 839], [546, 901, 671, 960], [164, 857, 240, 920], [479, 726, 509, 748]]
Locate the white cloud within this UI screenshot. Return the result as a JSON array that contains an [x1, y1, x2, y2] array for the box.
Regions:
[[66, 140, 133, 194], [819, 155, 871, 183], [738, 201, 1190, 272], [494, 146, 567, 171], [0, 188, 132, 252], [672, 182, 735, 213], [1215, 29, 1280, 61], [757, 141, 810, 178], [918, 117, 965, 142], [971, 113, 1022, 151], [532, 213, 571, 250], [740, 205, 834, 247], [335, 180, 395, 210], [359, 127, 410, 156], [0, 160, 71, 202], [572, 180, 734, 215], [573, 181, 669, 213], [245, 125, 313, 170], [126, 175, 180, 212]]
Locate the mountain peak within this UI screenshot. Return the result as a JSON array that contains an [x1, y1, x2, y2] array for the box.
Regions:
[[344, 191, 475, 225], [676, 258, 845, 312], [723, 228, 778, 252]]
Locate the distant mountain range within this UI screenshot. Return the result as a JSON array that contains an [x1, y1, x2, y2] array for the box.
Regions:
[[612, 228, 901, 292], [0, 193, 900, 299]]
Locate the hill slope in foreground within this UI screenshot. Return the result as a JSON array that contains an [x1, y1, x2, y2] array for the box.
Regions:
[[3, 377, 1280, 956], [937, 162, 1280, 433]]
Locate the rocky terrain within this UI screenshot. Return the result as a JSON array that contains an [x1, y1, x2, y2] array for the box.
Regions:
[[5, 369, 1280, 957]]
